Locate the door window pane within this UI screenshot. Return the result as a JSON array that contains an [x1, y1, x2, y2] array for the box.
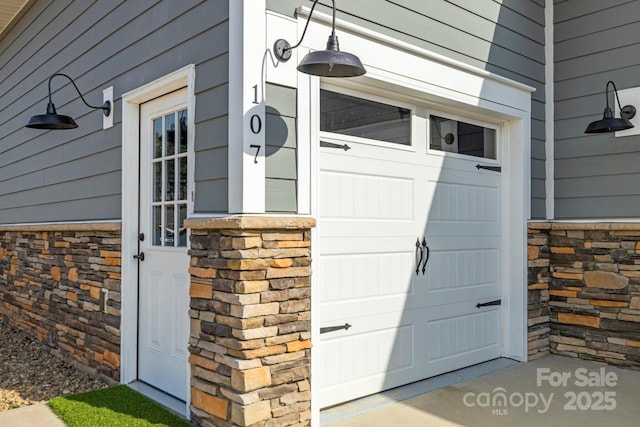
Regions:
[[153, 206, 162, 246], [153, 118, 163, 158], [153, 162, 162, 202], [430, 115, 496, 160], [179, 157, 187, 201], [320, 89, 411, 145], [165, 205, 175, 246], [178, 109, 188, 153], [165, 159, 175, 201], [166, 113, 176, 156], [178, 204, 187, 247]]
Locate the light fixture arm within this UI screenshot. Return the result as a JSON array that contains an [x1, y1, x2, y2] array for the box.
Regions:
[[47, 73, 111, 117], [273, 0, 321, 62], [605, 80, 635, 120]]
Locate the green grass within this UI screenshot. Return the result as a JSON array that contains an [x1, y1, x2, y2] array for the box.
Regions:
[[48, 385, 191, 427]]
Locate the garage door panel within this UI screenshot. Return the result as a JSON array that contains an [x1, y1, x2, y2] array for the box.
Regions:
[[320, 170, 415, 221], [319, 251, 415, 304], [427, 181, 499, 223], [425, 248, 499, 291], [425, 307, 501, 371], [318, 309, 428, 408]]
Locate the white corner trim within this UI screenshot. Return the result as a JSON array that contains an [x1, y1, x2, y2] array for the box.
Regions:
[[295, 6, 536, 94], [228, 0, 266, 214], [545, 0, 555, 220], [120, 65, 195, 416]]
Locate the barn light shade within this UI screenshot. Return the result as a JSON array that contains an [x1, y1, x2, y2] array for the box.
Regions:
[[273, 0, 366, 78], [26, 73, 111, 130], [585, 80, 636, 134]]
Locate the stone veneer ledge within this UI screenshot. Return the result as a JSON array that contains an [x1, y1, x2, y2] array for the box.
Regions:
[[185, 216, 316, 230]]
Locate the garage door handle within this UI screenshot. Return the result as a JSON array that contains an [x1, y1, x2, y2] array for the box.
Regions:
[[421, 237, 430, 274], [476, 299, 501, 308], [415, 238, 423, 276], [320, 141, 351, 151], [320, 323, 352, 334], [476, 164, 501, 172]]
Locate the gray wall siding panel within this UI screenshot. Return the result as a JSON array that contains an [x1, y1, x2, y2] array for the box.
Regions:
[[0, 0, 230, 222], [554, 1, 640, 218], [194, 179, 228, 213], [265, 83, 297, 213], [267, 0, 546, 218], [266, 179, 297, 213]]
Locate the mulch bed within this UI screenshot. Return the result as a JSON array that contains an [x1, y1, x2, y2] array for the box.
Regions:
[[0, 323, 108, 412]]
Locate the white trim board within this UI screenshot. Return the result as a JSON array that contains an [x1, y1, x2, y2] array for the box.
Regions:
[[228, 0, 266, 213], [545, 0, 555, 220], [120, 64, 195, 419]]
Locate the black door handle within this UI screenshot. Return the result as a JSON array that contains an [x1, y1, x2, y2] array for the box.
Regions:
[[415, 238, 423, 276], [133, 252, 145, 261], [421, 237, 430, 274]]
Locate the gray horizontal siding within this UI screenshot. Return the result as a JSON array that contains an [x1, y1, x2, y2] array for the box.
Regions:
[[265, 83, 297, 213], [268, 0, 547, 218], [0, 0, 229, 223], [554, 0, 640, 219]]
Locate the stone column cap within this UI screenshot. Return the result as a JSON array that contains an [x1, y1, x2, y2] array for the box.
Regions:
[[185, 216, 316, 230]]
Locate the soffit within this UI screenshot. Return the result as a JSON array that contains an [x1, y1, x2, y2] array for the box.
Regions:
[[0, 0, 29, 37]]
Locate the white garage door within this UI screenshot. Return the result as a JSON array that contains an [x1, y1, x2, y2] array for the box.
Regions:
[[317, 89, 502, 408]]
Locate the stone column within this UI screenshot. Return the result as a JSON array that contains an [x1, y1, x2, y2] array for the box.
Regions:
[[185, 216, 315, 427], [527, 222, 551, 360]]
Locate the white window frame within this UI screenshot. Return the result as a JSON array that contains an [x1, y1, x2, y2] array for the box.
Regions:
[[319, 83, 417, 152], [426, 108, 502, 165]]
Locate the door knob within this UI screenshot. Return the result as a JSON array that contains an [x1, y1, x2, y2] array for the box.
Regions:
[[133, 252, 145, 261]]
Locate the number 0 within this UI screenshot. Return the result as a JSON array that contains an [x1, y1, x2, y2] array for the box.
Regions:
[[250, 115, 262, 134]]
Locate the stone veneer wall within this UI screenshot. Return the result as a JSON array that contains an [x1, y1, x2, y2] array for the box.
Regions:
[[0, 223, 121, 381], [185, 216, 315, 427], [528, 222, 640, 368]]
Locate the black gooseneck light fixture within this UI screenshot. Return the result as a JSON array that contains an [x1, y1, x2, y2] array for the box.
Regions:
[[26, 73, 111, 130], [585, 80, 636, 134], [273, 0, 366, 77]]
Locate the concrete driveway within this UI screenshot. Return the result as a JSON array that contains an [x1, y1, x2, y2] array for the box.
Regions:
[[326, 356, 640, 427]]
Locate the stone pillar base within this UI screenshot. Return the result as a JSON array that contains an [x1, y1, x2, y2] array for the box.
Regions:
[[185, 216, 315, 427]]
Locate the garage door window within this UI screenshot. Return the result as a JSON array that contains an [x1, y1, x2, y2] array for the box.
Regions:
[[430, 115, 496, 159], [321, 89, 411, 145]]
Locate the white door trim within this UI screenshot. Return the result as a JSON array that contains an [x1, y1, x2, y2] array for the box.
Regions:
[[120, 64, 195, 416]]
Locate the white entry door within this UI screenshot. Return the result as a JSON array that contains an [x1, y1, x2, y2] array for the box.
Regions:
[[317, 89, 502, 408], [138, 89, 190, 401]]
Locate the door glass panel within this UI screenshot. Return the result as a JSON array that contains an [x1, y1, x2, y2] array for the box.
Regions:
[[166, 114, 176, 156], [153, 119, 163, 158], [165, 205, 175, 246], [149, 108, 189, 248], [430, 115, 496, 160], [165, 159, 175, 201], [320, 89, 411, 145], [153, 206, 162, 246], [178, 109, 188, 154], [153, 162, 162, 202], [178, 204, 187, 247], [179, 157, 187, 201]]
